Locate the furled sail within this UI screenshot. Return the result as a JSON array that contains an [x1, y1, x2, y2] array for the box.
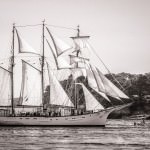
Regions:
[[15, 29, 39, 55], [70, 55, 83, 65], [0, 66, 11, 106], [70, 55, 89, 65], [96, 69, 129, 99], [47, 64, 74, 107], [77, 83, 104, 111], [20, 60, 42, 106]]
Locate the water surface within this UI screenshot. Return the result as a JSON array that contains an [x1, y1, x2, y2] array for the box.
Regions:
[[0, 119, 150, 150]]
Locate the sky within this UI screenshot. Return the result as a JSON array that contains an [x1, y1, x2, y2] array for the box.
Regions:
[[0, 0, 150, 74]]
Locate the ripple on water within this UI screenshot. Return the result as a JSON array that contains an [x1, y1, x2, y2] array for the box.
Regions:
[[0, 119, 149, 150]]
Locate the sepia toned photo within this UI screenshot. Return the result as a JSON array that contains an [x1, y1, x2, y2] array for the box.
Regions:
[[0, 0, 149, 149]]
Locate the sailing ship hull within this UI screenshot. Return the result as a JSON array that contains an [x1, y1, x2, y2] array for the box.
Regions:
[[0, 104, 131, 126]]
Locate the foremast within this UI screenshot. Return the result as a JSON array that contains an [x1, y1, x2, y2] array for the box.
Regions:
[[41, 20, 45, 110], [11, 23, 15, 116]]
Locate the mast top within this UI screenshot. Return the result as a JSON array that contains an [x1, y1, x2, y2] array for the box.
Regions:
[[42, 19, 45, 25], [77, 25, 80, 37], [13, 23, 16, 30], [71, 25, 90, 39]]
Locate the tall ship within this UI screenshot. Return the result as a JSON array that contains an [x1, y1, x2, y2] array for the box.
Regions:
[[0, 21, 132, 126]]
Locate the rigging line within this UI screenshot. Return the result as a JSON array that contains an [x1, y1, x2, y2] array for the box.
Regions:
[[87, 41, 125, 91], [45, 24, 76, 31], [78, 31, 90, 37], [21, 59, 41, 72], [0, 65, 12, 73], [15, 55, 41, 58], [75, 55, 88, 84], [0, 57, 11, 62], [46, 38, 59, 69], [15, 24, 42, 28]]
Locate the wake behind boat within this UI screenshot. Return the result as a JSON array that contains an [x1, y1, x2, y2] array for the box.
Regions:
[[0, 21, 132, 126]]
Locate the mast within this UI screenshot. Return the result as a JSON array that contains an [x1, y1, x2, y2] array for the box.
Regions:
[[75, 25, 80, 109], [42, 20, 45, 110], [71, 25, 80, 110], [76, 25, 80, 67], [11, 23, 15, 116], [70, 26, 90, 110]]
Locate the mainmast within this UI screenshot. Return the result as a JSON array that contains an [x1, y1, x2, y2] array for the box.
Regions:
[[11, 23, 15, 116], [75, 25, 80, 109], [71, 25, 81, 110], [41, 20, 45, 110], [71, 26, 90, 110], [76, 25, 80, 68]]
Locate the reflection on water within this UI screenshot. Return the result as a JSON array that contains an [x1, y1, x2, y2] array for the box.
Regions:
[[0, 119, 150, 150]]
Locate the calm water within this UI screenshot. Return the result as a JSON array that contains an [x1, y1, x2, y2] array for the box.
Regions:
[[0, 119, 150, 150]]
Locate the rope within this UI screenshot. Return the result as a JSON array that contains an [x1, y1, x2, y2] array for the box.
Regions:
[[87, 41, 125, 91], [13, 22, 77, 31], [0, 57, 11, 62], [15, 24, 42, 28], [15, 55, 41, 58], [45, 24, 76, 31]]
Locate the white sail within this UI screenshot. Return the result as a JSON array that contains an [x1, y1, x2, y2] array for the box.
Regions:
[[71, 68, 87, 80], [52, 34, 72, 56], [53, 68, 86, 82], [46, 38, 71, 69], [97, 91, 111, 102], [77, 83, 104, 111], [57, 56, 72, 68], [72, 36, 90, 50], [46, 27, 72, 56], [20, 61, 42, 106], [86, 66, 110, 102], [47, 65, 74, 107], [71, 36, 91, 59], [90, 65, 106, 92], [87, 64, 121, 100], [70, 55, 89, 65], [97, 69, 129, 99], [16, 30, 39, 55], [0, 67, 11, 106], [86, 68, 98, 91], [53, 69, 72, 81], [70, 55, 82, 65]]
